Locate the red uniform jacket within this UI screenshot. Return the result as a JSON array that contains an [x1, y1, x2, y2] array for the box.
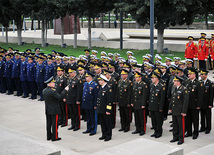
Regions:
[[185, 42, 198, 59], [210, 40, 214, 60], [197, 43, 209, 60]]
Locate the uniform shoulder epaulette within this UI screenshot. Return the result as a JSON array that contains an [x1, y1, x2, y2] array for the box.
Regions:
[[206, 44, 209, 47], [194, 43, 197, 46], [51, 88, 56, 91]]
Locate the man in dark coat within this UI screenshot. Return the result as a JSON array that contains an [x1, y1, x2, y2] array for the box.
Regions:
[[169, 75, 189, 145], [149, 72, 166, 138], [131, 71, 149, 136], [63, 66, 83, 131], [97, 74, 113, 141], [43, 76, 62, 141], [199, 69, 213, 134]]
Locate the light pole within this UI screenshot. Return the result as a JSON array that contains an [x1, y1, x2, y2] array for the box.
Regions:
[[120, 0, 123, 50], [150, 0, 154, 62]]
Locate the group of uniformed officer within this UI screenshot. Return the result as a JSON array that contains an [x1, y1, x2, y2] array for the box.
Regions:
[[0, 43, 213, 144], [185, 33, 214, 70]]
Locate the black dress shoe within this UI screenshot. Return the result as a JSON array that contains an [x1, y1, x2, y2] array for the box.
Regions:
[[169, 121, 173, 123], [205, 130, 210, 134], [169, 129, 173, 132], [124, 129, 129, 132], [17, 94, 22, 96], [132, 131, 140, 134], [7, 93, 13, 95], [155, 134, 162, 138], [150, 127, 154, 129], [170, 139, 178, 143], [47, 138, 51, 141], [177, 141, 183, 145], [22, 96, 28, 98], [14, 94, 17, 96], [104, 138, 111, 142], [89, 133, 96, 136], [151, 133, 156, 137], [82, 130, 91, 134], [61, 124, 67, 127], [170, 124, 173, 127], [118, 128, 125, 132], [192, 135, 198, 140], [68, 126, 75, 130], [99, 136, 106, 140], [199, 129, 205, 132], [185, 133, 192, 137], [52, 138, 61, 141], [139, 131, 145, 136], [73, 127, 79, 131]]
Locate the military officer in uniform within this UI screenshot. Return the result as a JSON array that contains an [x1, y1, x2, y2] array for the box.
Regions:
[[131, 71, 149, 136], [4, 54, 14, 95], [43, 76, 62, 141], [36, 57, 45, 101], [103, 69, 118, 128], [63, 66, 82, 131], [27, 56, 37, 99], [76, 65, 87, 121], [185, 68, 204, 139], [97, 74, 113, 141], [169, 75, 189, 145], [199, 69, 213, 134], [116, 69, 133, 132], [0, 55, 6, 93], [44, 57, 54, 82], [12, 52, 22, 96], [198, 37, 209, 70], [185, 36, 198, 65], [93, 63, 102, 84], [55, 65, 68, 127], [82, 71, 99, 136], [149, 72, 166, 138], [20, 53, 29, 98]]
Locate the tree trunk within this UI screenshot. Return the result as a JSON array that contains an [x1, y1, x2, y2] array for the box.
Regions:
[[38, 20, 40, 29], [16, 16, 23, 45], [136, 21, 140, 29], [47, 21, 50, 29], [92, 17, 96, 28], [100, 13, 104, 28], [45, 20, 48, 43], [88, 17, 91, 49], [31, 19, 33, 30], [61, 17, 64, 47], [50, 20, 53, 29], [81, 18, 83, 28], [5, 26, 8, 44], [205, 13, 208, 30], [157, 27, 164, 53], [41, 19, 45, 47], [73, 15, 77, 49]]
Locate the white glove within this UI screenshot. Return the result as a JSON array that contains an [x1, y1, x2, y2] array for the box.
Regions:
[[193, 58, 196, 60], [211, 59, 213, 61], [65, 86, 69, 91], [205, 59, 207, 61]]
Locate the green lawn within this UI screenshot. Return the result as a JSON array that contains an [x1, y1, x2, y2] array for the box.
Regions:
[[0, 42, 185, 64]]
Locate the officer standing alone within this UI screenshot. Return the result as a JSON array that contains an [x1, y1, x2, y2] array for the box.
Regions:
[[43, 76, 62, 141]]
